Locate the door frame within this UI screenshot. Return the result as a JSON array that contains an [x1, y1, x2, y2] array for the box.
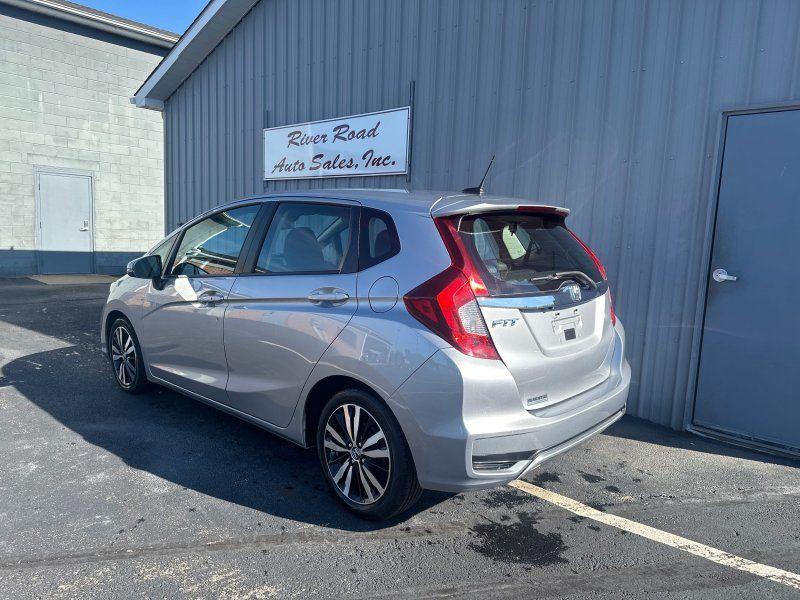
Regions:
[[683, 102, 800, 457], [33, 165, 96, 275]]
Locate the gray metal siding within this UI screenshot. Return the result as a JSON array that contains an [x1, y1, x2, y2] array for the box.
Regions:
[[162, 0, 800, 430]]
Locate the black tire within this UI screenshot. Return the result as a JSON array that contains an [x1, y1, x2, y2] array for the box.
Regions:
[[317, 389, 422, 520], [108, 317, 149, 394]]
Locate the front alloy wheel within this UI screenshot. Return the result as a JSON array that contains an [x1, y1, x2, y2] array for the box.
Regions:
[[108, 317, 148, 394], [323, 403, 391, 505], [111, 324, 137, 388]]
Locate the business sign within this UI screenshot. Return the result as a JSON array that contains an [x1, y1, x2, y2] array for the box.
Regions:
[[264, 107, 410, 180]]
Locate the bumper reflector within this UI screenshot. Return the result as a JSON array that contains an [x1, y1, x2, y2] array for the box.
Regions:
[[472, 450, 536, 472]]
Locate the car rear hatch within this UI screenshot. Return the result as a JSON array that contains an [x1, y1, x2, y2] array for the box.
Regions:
[[430, 200, 616, 411]]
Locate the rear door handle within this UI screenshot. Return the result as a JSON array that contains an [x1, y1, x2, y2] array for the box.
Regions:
[[308, 289, 350, 305], [198, 291, 225, 304]]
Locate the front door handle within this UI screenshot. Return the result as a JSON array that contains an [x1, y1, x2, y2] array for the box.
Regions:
[[712, 268, 738, 283], [198, 291, 225, 304], [79, 219, 89, 232], [308, 289, 350, 305]]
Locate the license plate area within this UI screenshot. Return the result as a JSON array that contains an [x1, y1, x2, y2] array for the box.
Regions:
[[551, 310, 583, 342]]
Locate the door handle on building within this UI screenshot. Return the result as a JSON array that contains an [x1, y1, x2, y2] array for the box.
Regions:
[[712, 268, 737, 282], [79, 220, 89, 231]]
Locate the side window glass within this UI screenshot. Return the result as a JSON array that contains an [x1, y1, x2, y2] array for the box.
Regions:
[[170, 205, 259, 276], [359, 208, 400, 270], [255, 203, 353, 274]]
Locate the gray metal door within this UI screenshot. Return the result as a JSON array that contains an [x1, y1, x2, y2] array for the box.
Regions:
[[693, 109, 800, 451], [37, 171, 93, 274]]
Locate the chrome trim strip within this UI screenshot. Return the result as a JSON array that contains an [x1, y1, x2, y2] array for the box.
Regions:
[[477, 282, 609, 312], [477, 295, 556, 310]]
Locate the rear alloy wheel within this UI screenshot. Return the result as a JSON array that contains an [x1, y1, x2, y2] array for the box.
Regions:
[[109, 318, 148, 394], [324, 403, 391, 505], [317, 389, 421, 520]]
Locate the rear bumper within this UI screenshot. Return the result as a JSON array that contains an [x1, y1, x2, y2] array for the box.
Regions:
[[388, 322, 630, 492]]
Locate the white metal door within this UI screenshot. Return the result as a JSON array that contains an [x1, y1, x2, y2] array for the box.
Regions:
[[37, 171, 93, 274]]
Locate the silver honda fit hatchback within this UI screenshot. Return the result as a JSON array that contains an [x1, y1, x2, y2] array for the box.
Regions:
[[102, 190, 630, 519]]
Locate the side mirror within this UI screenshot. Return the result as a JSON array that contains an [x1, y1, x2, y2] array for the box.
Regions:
[[126, 255, 163, 279]]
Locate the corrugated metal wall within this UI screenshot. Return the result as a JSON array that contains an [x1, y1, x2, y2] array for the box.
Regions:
[[163, 0, 800, 430]]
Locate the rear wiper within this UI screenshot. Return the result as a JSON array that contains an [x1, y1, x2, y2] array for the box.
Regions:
[[529, 270, 598, 290]]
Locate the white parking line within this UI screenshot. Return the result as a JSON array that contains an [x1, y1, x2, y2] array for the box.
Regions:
[[509, 480, 800, 591]]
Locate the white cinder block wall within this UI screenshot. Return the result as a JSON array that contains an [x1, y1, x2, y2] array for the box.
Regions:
[[0, 7, 167, 275]]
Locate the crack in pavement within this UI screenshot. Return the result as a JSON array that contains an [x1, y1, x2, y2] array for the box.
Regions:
[[0, 521, 468, 571]]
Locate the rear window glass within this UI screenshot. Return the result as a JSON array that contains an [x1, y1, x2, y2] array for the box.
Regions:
[[457, 212, 603, 297]]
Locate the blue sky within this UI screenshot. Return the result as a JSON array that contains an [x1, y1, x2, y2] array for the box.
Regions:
[[83, 0, 208, 34]]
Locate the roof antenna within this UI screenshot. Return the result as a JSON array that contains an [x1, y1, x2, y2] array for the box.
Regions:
[[462, 154, 495, 195]]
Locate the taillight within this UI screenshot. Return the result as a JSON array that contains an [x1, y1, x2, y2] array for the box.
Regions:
[[568, 229, 616, 325], [403, 216, 499, 360], [404, 266, 499, 360]]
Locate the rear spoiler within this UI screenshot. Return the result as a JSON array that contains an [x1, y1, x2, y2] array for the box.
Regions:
[[430, 195, 570, 218]]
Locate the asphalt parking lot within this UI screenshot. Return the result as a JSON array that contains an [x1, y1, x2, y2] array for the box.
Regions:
[[0, 277, 798, 599]]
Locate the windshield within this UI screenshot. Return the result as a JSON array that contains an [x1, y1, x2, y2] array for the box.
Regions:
[[456, 212, 604, 297]]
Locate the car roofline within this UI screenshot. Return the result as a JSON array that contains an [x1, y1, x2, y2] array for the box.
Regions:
[[168, 193, 364, 235], [174, 190, 569, 232]]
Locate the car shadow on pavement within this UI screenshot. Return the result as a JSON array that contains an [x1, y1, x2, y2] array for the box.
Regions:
[[1, 344, 452, 531]]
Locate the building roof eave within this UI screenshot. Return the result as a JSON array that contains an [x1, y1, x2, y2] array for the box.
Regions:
[[0, 0, 179, 48], [130, 96, 165, 111], [131, 0, 258, 108]]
